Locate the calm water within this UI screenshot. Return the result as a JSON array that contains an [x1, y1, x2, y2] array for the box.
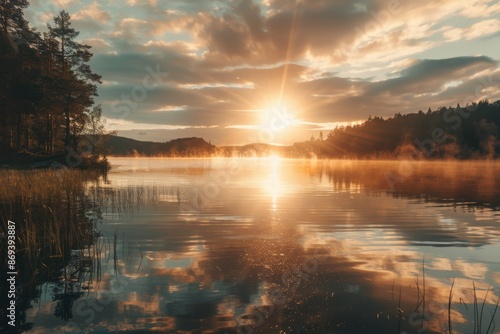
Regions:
[[27, 158, 500, 333]]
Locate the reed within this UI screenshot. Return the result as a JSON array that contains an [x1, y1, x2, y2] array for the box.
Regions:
[[407, 260, 499, 334], [448, 278, 455, 334], [472, 283, 499, 334], [0, 169, 108, 328], [0, 169, 104, 277]]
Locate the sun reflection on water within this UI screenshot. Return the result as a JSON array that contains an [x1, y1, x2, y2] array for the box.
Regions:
[[264, 155, 282, 210]]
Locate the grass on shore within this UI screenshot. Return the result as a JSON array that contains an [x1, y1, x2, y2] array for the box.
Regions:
[[400, 260, 500, 334]]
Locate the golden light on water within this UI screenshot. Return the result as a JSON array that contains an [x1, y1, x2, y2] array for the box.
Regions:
[[264, 155, 283, 210]]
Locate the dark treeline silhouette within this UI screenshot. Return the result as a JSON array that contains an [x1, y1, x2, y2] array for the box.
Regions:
[[289, 100, 500, 159], [0, 1, 107, 167], [107, 136, 217, 157]]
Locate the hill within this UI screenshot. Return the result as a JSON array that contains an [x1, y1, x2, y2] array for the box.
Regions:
[[106, 136, 217, 157], [218, 143, 286, 157], [316, 100, 500, 159]]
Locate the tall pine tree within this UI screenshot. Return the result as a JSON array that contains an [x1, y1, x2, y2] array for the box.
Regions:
[[48, 10, 101, 148]]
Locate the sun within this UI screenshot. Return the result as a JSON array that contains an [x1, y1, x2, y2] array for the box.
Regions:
[[260, 101, 298, 133]]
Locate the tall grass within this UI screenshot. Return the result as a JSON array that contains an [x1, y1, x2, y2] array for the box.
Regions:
[[0, 169, 107, 330], [404, 260, 499, 334], [0, 169, 105, 276]]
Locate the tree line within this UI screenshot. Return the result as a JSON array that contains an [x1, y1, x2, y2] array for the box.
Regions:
[[0, 0, 107, 165], [289, 100, 500, 159]]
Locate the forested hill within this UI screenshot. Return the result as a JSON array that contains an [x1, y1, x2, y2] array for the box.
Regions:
[[106, 136, 217, 157], [290, 100, 500, 159]]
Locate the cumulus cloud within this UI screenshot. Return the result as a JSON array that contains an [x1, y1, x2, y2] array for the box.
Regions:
[[72, 2, 111, 23]]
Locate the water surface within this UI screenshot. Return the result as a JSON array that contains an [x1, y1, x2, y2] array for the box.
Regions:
[[28, 158, 500, 333]]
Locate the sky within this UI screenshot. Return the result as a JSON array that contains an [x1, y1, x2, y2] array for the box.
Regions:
[[25, 0, 500, 145]]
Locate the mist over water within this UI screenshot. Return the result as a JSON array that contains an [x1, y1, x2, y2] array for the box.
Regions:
[[26, 158, 500, 333]]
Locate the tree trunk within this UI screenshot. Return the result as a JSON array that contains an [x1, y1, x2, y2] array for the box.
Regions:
[[64, 102, 71, 148], [46, 110, 53, 154], [16, 110, 22, 149], [9, 123, 13, 149], [25, 117, 29, 149]]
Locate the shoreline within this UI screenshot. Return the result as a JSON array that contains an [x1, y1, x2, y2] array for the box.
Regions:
[[2, 153, 500, 170], [0, 151, 110, 171]]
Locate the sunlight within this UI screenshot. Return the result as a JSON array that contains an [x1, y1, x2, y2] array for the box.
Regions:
[[260, 101, 297, 133], [268, 154, 281, 164], [264, 154, 282, 210]]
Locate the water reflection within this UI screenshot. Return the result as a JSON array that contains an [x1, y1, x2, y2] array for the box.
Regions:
[[265, 156, 281, 210], [22, 158, 500, 333]]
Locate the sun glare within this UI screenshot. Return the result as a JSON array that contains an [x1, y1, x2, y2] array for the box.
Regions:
[[268, 154, 281, 163], [260, 101, 298, 134]]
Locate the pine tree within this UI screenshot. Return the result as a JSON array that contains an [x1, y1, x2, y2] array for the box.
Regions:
[[0, 0, 29, 36], [0, 0, 40, 150], [37, 31, 62, 153], [0, 5, 107, 163], [48, 10, 101, 148]]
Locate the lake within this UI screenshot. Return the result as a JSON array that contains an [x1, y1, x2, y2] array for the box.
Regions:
[[25, 158, 500, 333]]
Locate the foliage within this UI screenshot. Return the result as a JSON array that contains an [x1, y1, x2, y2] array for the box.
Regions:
[[315, 100, 500, 159], [0, 3, 107, 165], [106, 136, 217, 157]]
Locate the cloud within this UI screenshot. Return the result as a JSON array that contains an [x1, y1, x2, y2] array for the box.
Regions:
[[367, 56, 498, 96], [72, 2, 111, 23], [459, 0, 500, 18], [304, 56, 500, 122], [433, 68, 500, 105], [81, 38, 112, 53], [193, 0, 382, 65], [443, 19, 500, 42], [188, 0, 498, 67]]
